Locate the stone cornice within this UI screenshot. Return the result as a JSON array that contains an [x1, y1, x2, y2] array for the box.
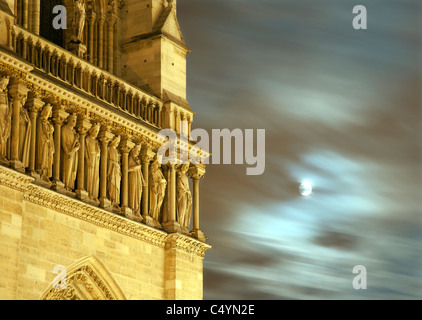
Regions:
[[0, 48, 34, 74], [0, 165, 35, 192], [24, 183, 168, 248], [165, 233, 212, 258], [0, 165, 210, 257]]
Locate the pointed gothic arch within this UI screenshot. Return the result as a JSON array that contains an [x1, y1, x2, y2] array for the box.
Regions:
[[40, 255, 126, 300]]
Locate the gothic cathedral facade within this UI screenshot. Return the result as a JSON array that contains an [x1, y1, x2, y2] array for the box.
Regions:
[[0, 0, 210, 300]]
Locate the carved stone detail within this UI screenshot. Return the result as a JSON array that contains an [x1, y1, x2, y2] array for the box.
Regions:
[[107, 134, 121, 208], [85, 123, 101, 200], [0, 76, 11, 161], [128, 144, 145, 217], [0, 164, 34, 191], [149, 158, 166, 223], [36, 103, 54, 181], [165, 233, 211, 258], [61, 113, 80, 191], [24, 183, 168, 248], [41, 256, 125, 300], [176, 163, 192, 232]]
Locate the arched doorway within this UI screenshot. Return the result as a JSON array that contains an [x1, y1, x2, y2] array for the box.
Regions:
[[41, 255, 126, 300]]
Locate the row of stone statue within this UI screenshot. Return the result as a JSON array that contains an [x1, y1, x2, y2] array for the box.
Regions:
[[0, 76, 192, 229]]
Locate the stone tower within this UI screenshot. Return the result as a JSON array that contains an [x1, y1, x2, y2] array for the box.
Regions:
[[121, 0, 189, 100], [0, 0, 210, 300]]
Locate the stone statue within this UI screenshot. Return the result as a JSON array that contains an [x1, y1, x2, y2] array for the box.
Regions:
[[85, 123, 101, 200], [0, 76, 11, 161], [107, 135, 121, 207], [128, 144, 145, 215], [73, 0, 86, 42], [61, 114, 80, 190], [19, 104, 31, 167], [176, 163, 192, 229], [37, 104, 55, 181], [149, 159, 166, 222]]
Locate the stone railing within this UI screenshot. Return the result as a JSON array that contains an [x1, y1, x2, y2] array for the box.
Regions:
[[11, 25, 165, 129]]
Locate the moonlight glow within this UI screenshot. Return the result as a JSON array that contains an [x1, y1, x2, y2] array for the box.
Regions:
[[299, 181, 313, 196]]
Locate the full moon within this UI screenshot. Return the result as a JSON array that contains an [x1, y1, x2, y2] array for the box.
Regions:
[[299, 181, 313, 196]]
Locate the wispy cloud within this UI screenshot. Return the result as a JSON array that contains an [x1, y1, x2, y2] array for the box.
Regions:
[[178, 0, 421, 299]]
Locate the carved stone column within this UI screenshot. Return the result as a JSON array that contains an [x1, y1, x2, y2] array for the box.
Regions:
[[157, 105, 163, 128], [8, 83, 28, 172], [88, 13, 96, 64], [98, 16, 105, 69], [99, 128, 114, 209], [161, 164, 169, 223], [75, 116, 91, 201], [25, 93, 45, 177], [21, 35, 28, 61], [188, 164, 206, 242], [107, 15, 116, 73], [22, 0, 29, 29], [140, 147, 155, 226], [162, 161, 181, 234], [51, 106, 69, 190], [115, 85, 121, 107], [119, 138, 134, 216], [175, 110, 181, 133], [32, 0, 41, 34], [45, 50, 51, 74], [6, 19, 13, 49]]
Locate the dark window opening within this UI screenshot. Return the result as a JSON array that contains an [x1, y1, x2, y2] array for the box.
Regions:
[[40, 0, 64, 47]]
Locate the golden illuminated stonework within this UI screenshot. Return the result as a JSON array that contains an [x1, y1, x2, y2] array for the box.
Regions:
[[0, 0, 210, 300]]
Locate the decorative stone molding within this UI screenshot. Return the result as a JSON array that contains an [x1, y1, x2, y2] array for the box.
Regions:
[[165, 233, 212, 258], [24, 183, 168, 248], [0, 165, 34, 192], [0, 51, 34, 75], [41, 255, 127, 300], [0, 166, 210, 256]]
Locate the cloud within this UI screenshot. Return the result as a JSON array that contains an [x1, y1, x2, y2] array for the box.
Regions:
[[313, 230, 360, 251], [178, 0, 421, 300]]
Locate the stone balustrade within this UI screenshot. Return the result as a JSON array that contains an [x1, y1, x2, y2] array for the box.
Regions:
[[9, 25, 196, 135]]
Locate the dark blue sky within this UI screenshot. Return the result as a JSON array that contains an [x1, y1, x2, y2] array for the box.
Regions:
[[178, 0, 421, 299]]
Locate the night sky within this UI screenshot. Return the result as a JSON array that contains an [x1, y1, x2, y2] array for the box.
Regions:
[[177, 0, 421, 299]]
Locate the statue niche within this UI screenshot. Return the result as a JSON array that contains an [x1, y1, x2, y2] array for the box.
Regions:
[[149, 158, 166, 223], [128, 144, 145, 217], [36, 104, 55, 182], [176, 163, 192, 232], [85, 123, 101, 200], [0, 76, 11, 162], [61, 113, 80, 190], [107, 135, 121, 208]]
